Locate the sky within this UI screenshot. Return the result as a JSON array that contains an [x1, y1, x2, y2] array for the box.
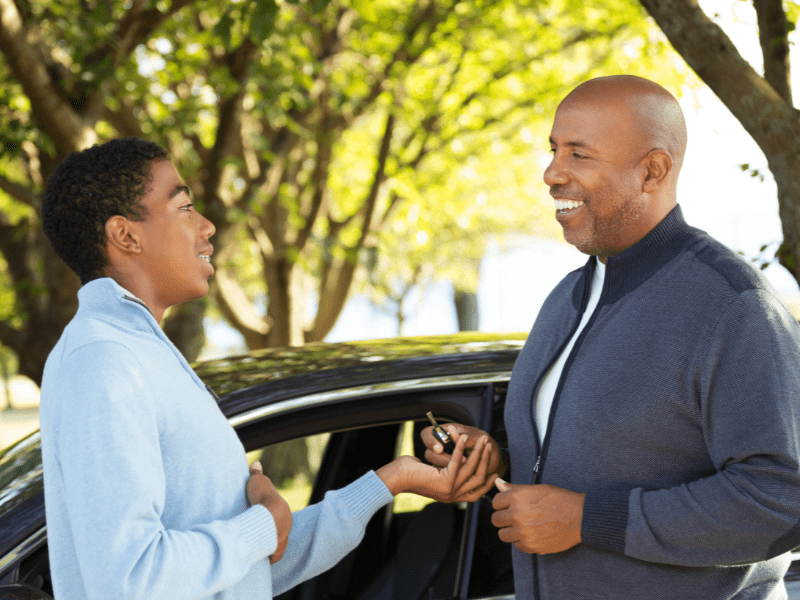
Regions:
[[202, 2, 800, 357]]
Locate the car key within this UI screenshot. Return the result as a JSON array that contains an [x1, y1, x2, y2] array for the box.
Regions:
[[426, 411, 456, 454]]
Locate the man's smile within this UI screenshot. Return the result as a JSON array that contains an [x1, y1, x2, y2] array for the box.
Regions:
[[554, 199, 586, 213]]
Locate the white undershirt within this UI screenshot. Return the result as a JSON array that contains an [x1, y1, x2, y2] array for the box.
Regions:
[[534, 258, 606, 446]]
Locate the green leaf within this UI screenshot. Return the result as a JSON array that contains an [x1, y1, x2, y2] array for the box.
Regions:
[[311, 0, 329, 14], [351, 0, 377, 22], [213, 12, 235, 48], [250, 0, 278, 44]]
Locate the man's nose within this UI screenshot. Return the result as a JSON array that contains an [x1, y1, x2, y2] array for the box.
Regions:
[[543, 154, 569, 187]]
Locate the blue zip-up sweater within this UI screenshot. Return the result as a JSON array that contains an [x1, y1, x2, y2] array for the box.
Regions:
[[39, 278, 394, 600], [505, 205, 800, 599]]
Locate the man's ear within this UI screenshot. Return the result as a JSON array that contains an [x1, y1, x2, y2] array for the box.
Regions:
[[642, 149, 673, 193], [105, 215, 142, 255]]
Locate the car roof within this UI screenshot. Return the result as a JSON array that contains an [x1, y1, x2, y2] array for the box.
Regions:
[[195, 333, 526, 419]]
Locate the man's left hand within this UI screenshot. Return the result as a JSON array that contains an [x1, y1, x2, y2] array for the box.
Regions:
[[491, 480, 585, 555]]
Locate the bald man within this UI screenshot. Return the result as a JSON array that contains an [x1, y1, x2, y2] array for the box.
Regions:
[[423, 76, 800, 599]]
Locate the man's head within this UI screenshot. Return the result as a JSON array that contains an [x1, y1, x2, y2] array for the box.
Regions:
[[42, 138, 169, 284], [543, 75, 687, 261]]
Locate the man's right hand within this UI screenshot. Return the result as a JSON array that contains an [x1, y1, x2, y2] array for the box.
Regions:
[[247, 461, 292, 564], [420, 423, 504, 479]]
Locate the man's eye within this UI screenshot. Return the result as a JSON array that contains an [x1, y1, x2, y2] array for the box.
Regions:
[[572, 152, 586, 159], [181, 203, 194, 211]]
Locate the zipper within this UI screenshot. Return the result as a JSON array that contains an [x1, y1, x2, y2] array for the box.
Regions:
[[532, 258, 607, 600]]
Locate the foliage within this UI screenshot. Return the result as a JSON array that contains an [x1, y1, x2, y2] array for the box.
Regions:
[[0, 0, 679, 384]]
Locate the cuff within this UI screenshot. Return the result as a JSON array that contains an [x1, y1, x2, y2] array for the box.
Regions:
[[581, 489, 630, 554], [232, 503, 278, 563], [334, 471, 395, 528]]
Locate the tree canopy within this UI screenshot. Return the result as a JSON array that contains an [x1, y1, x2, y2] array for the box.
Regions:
[[0, 0, 678, 385]]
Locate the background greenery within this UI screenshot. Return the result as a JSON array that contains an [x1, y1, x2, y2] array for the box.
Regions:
[[0, 0, 678, 386]]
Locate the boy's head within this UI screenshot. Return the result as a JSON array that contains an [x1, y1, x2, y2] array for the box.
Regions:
[[42, 138, 169, 284]]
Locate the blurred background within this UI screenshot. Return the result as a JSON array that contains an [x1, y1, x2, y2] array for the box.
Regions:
[[2, 0, 800, 449]]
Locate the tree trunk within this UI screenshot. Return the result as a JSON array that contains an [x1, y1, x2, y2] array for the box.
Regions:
[[266, 256, 305, 347], [454, 289, 479, 332], [163, 300, 208, 363], [638, 0, 800, 287]]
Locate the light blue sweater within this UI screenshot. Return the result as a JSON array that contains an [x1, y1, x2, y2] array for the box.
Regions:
[[39, 278, 394, 600]]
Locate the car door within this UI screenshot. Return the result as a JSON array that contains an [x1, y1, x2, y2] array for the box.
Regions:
[[0, 380, 515, 600], [234, 379, 514, 600]]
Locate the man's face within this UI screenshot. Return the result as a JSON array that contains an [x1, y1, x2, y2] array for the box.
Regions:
[[131, 159, 216, 313], [543, 97, 651, 261]]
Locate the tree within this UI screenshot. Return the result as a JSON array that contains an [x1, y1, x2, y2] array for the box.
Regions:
[[0, 0, 675, 386], [638, 0, 800, 285]]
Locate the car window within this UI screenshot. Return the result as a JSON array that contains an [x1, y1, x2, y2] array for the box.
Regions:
[[247, 433, 330, 512], [261, 415, 513, 600], [246, 421, 435, 514]]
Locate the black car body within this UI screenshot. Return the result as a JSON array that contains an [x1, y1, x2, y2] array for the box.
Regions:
[[2, 332, 799, 600], [0, 334, 525, 600]]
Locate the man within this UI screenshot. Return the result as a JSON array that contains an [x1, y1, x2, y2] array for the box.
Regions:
[[423, 75, 800, 599], [39, 137, 494, 600]]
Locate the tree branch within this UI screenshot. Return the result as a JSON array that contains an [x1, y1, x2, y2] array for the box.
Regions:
[[0, 0, 96, 154], [638, 0, 797, 152], [0, 172, 38, 207], [211, 270, 272, 350], [753, 0, 791, 103], [307, 111, 395, 342]]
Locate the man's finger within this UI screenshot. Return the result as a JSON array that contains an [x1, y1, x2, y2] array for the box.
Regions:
[[452, 436, 486, 489], [492, 484, 514, 511], [250, 460, 263, 474], [496, 526, 518, 545], [454, 439, 490, 493], [444, 435, 468, 475], [495, 477, 511, 492]]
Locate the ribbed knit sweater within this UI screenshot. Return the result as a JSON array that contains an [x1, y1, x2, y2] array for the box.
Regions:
[[505, 205, 800, 599], [40, 278, 394, 600]]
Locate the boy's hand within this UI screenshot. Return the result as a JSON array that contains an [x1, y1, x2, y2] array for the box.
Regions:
[[247, 461, 292, 564], [376, 435, 497, 502]]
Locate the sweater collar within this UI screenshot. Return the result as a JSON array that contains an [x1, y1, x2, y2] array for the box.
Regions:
[[78, 277, 158, 332], [574, 204, 697, 307], [76, 278, 212, 393]]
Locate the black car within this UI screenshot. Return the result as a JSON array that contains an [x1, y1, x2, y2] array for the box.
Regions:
[[0, 334, 524, 600], [2, 333, 799, 600]]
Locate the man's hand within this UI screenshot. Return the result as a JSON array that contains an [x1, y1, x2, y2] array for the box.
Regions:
[[421, 423, 503, 479], [491, 479, 584, 555], [247, 461, 292, 564], [376, 435, 497, 502]]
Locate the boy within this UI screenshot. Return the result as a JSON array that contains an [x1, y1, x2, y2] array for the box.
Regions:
[[40, 137, 493, 600]]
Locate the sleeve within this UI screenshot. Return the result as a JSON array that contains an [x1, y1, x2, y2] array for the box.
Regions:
[[582, 289, 800, 566], [49, 342, 277, 600], [272, 471, 394, 595]]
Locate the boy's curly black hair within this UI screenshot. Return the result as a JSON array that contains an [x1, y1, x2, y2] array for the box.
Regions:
[[42, 138, 169, 285]]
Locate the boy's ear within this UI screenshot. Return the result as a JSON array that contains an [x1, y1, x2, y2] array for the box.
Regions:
[[105, 216, 143, 255]]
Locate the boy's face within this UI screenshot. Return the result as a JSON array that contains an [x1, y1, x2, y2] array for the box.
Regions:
[[129, 159, 215, 316]]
